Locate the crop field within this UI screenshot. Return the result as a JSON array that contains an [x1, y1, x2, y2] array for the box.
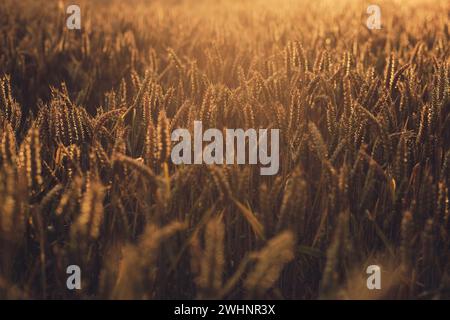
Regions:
[[0, 0, 449, 299]]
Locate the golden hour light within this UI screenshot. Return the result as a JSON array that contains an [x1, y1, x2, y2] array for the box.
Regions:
[[0, 0, 449, 307]]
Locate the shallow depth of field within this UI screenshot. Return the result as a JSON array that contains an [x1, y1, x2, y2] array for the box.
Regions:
[[0, 0, 449, 299]]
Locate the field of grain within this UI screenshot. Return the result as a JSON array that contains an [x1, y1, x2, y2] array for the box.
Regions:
[[0, 0, 449, 299]]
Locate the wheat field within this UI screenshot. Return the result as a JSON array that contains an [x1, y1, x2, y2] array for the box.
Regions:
[[0, 0, 449, 299]]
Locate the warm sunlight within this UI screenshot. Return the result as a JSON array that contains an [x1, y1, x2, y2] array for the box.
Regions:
[[0, 0, 449, 307]]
